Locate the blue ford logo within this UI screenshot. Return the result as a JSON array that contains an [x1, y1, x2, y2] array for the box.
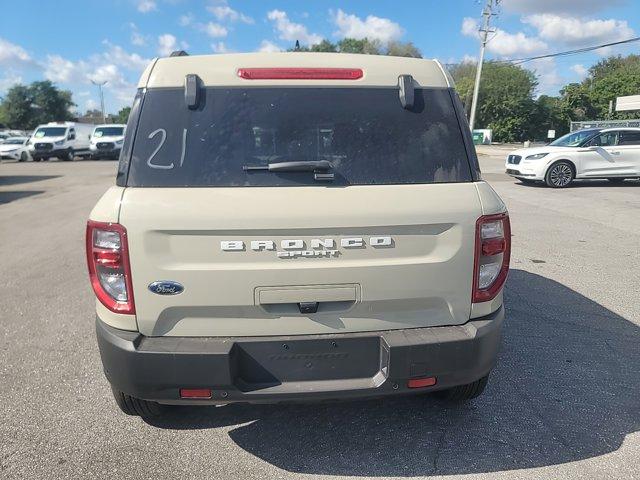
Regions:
[[148, 281, 184, 295]]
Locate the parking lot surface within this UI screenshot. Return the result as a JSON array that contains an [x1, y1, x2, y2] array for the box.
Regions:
[[1, 152, 639, 479]]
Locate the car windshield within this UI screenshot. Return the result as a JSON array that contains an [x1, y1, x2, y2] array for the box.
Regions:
[[94, 127, 124, 137], [550, 130, 599, 147], [3, 138, 26, 145], [34, 127, 67, 138], [126, 87, 473, 187]]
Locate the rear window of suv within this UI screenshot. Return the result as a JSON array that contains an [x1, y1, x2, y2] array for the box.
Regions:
[[126, 87, 473, 187]]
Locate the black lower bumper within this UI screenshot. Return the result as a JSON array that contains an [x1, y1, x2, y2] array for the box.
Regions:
[[91, 149, 121, 159], [96, 307, 504, 405]]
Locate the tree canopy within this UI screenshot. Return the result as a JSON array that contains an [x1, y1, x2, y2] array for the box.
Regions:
[[0, 81, 75, 130], [288, 37, 422, 58], [451, 54, 640, 142]]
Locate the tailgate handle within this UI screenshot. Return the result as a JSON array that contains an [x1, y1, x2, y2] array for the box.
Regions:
[[257, 285, 358, 305]]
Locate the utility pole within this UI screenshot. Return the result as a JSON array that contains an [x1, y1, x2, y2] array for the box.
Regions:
[[469, 0, 499, 132], [91, 80, 108, 123]]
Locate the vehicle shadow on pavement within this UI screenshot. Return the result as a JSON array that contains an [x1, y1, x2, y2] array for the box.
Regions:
[[0, 175, 60, 186], [146, 269, 640, 476], [0, 190, 45, 204], [516, 179, 640, 188]]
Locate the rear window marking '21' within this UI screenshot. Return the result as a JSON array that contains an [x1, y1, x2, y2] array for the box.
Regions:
[[146, 128, 188, 170]]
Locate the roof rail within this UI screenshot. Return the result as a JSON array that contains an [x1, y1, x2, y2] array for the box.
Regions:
[[170, 50, 189, 57]]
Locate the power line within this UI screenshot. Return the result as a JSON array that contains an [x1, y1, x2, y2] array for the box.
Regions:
[[496, 36, 640, 65]]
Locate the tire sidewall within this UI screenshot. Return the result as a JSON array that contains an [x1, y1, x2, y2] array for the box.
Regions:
[[545, 161, 575, 188]]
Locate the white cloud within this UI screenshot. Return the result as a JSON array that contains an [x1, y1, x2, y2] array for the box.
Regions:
[[461, 18, 478, 37], [504, 0, 625, 14], [203, 22, 228, 38], [211, 42, 229, 53], [100, 41, 150, 71], [43, 55, 80, 83], [0, 37, 32, 65], [179, 13, 194, 27], [332, 9, 403, 43], [157, 34, 188, 56], [136, 0, 156, 13], [523, 14, 635, 46], [0, 72, 22, 92], [462, 17, 547, 57], [266, 10, 322, 45], [85, 99, 99, 111], [571, 64, 589, 78], [257, 40, 282, 53], [530, 58, 563, 96], [208, 4, 253, 24], [131, 32, 145, 46]]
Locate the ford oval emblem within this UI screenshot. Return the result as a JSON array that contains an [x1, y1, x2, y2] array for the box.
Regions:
[[148, 281, 184, 295]]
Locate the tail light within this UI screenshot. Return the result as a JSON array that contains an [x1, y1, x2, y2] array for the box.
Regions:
[[473, 213, 511, 303], [86, 220, 135, 314]]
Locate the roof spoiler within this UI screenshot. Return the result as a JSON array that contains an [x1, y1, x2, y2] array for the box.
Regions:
[[398, 74, 414, 109], [184, 74, 203, 110]]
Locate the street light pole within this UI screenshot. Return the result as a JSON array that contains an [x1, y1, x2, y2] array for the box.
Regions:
[[91, 80, 108, 123], [469, 0, 499, 132]]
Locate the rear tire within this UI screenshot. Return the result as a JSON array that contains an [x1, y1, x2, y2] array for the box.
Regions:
[[435, 375, 489, 401], [545, 161, 574, 188], [608, 178, 626, 184], [111, 387, 166, 417], [19, 152, 28, 162]]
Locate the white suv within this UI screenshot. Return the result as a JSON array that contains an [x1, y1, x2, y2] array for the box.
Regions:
[[87, 52, 510, 417], [506, 128, 640, 187]]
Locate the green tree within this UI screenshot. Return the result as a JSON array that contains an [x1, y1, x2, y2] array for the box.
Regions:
[[116, 106, 131, 124], [0, 81, 75, 130], [386, 41, 421, 58], [586, 55, 640, 119], [451, 61, 538, 142], [337, 38, 382, 54]]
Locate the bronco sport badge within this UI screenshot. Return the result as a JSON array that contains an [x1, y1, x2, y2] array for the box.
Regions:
[[220, 237, 393, 258]]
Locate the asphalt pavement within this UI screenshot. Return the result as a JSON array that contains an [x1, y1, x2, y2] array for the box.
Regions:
[[0, 152, 638, 479]]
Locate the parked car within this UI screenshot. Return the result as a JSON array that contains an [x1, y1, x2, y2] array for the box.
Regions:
[[89, 124, 126, 160], [0, 136, 31, 161], [87, 52, 510, 417], [28, 122, 93, 161], [506, 128, 640, 187]]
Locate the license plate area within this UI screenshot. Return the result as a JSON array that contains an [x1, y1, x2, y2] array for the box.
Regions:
[[231, 336, 386, 392]]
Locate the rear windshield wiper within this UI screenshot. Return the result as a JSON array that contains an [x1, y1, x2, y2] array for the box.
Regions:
[[243, 160, 332, 172]]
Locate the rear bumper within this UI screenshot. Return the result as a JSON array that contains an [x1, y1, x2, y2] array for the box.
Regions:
[[96, 306, 504, 405]]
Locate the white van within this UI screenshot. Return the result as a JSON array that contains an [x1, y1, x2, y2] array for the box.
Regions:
[[28, 122, 93, 161], [89, 124, 126, 160]]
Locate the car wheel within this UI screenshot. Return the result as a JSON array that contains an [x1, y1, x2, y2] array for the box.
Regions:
[[607, 178, 626, 184], [545, 161, 574, 188], [61, 149, 74, 161], [434, 374, 489, 401], [19, 152, 28, 162], [111, 387, 167, 417]]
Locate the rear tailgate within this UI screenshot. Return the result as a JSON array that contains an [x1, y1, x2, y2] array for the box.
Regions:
[[120, 183, 481, 336]]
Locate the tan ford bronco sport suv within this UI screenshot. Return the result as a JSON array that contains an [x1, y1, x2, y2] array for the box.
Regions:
[[86, 52, 510, 417]]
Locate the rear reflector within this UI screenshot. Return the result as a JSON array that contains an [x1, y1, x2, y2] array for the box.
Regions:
[[238, 67, 363, 80], [180, 388, 212, 399], [407, 377, 437, 389]]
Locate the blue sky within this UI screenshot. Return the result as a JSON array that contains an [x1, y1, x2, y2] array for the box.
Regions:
[[1, 0, 637, 114]]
